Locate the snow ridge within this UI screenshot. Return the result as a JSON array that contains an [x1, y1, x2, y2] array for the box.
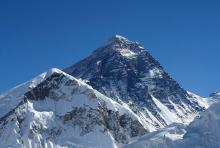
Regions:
[[0, 68, 148, 148]]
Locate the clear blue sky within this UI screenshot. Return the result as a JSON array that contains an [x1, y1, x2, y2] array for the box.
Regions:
[[0, 0, 219, 97]]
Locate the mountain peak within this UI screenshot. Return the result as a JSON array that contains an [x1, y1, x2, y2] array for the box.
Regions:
[[64, 35, 206, 131], [105, 34, 134, 46], [110, 34, 129, 41], [92, 35, 145, 59]]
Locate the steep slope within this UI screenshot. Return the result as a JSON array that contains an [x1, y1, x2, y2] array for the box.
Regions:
[[177, 95, 220, 148], [0, 68, 149, 148], [124, 92, 220, 148], [0, 70, 51, 118], [64, 35, 206, 130]]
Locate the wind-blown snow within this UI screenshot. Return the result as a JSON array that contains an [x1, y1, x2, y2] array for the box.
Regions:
[[152, 95, 182, 124]]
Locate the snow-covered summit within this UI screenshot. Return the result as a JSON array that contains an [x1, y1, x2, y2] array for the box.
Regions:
[[105, 35, 134, 45], [92, 35, 145, 59]]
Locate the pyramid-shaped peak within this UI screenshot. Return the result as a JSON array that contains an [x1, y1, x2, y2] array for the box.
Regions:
[[92, 35, 146, 57]]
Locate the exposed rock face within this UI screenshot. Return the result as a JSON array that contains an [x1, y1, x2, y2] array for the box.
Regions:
[[65, 35, 205, 129]]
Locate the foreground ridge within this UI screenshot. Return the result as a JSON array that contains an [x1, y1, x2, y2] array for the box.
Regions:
[[0, 68, 149, 147]]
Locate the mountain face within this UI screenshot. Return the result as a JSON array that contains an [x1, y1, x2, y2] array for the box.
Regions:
[[0, 69, 148, 148], [64, 35, 206, 130]]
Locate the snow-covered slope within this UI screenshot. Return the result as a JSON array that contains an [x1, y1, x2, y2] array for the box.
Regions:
[[0, 71, 50, 119], [124, 92, 220, 148], [0, 68, 149, 148], [64, 35, 206, 130], [177, 99, 220, 148]]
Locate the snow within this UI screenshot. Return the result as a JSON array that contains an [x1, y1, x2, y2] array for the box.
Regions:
[[65, 35, 207, 137], [96, 60, 101, 65], [105, 35, 132, 46], [123, 123, 186, 148], [117, 48, 137, 58], [118, 101, 156, 132], [208, 91, 220, 105], [124, 93, 220, 148], [144, 108, 164, 128], [176, 98, 220, 148], [148, 68, 163, 78], [187, 91, 210, 109], [16, 100, 118, 148], [0, 68, 148, 126], [54, 127, 117, 148], [0, 37, 214, 147], [0, 68, 150, 148], [0, 72, 48, 118], [138, 45, 145, 49], [152, 95, 182, 124], [0, 68, 73, 119]]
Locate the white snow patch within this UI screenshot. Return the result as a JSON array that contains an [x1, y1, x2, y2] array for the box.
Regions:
[[117, 48, 137, 58], [187, 91, 209, 109], [151, 95, 182, 124], [148, 68, 163, 78]]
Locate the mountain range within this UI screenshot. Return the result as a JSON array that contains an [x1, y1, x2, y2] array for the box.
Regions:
[[0, 35, 217, 148]]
